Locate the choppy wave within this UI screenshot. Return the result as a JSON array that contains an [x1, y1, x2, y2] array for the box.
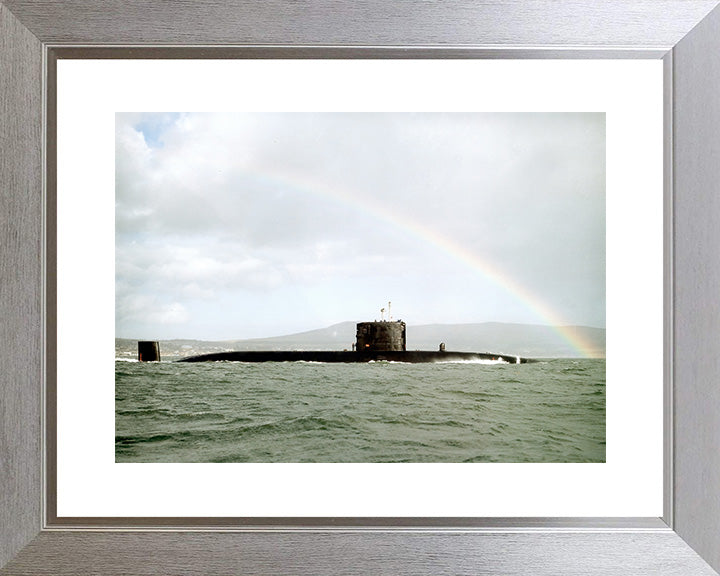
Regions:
[[115, 358, 605, 463]]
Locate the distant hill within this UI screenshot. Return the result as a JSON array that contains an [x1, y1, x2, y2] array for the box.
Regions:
[[408, 323, 604, 358], [116, 321, 605, 359]]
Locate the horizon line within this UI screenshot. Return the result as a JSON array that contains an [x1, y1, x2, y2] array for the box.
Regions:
[[116, 319, 607, 343]]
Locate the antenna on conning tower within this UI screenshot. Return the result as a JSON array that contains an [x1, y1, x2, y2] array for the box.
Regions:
[[380, 307, 385, 321], [388, 301, 392, 321]]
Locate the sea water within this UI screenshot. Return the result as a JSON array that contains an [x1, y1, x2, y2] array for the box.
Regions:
[[115, 358, 605, 463]]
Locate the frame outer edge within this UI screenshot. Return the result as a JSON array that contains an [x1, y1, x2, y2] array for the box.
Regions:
[[2, 531, 719, 576], [0, 2, 44, 570], [672, 3, 720, 573], [1, 0, 720, 574], [1, 0, 719, 46]]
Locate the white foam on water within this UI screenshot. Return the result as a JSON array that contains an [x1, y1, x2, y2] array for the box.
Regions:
[[433, 358, 509, 365]]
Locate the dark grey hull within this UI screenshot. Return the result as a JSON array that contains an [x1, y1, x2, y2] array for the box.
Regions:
[[177, 350, 531, 363]]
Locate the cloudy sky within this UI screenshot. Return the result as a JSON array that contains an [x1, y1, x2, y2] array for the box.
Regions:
[[116, 112, 605, 341]]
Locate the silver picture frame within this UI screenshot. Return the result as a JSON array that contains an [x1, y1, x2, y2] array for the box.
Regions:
[[2, 1, 720, 574]]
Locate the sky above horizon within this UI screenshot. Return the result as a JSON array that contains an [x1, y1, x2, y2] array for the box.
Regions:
[[116, 112, 605, 342]]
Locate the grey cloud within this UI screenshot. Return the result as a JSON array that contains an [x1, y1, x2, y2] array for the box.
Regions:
[[116, 112, 605, 338]]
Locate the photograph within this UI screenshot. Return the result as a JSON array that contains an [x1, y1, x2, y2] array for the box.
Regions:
[[115, 111, 606, 463]]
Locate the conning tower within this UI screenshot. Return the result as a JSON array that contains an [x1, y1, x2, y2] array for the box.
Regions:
[[356, 321, 407, 352]]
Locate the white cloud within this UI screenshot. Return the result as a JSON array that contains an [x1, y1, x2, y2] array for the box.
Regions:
[[151, 302, 189, 325], [116, 294, 189, 331], [115, 112, 606, 338]]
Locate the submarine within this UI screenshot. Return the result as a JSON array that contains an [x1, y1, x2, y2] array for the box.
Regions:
[[173, 315, 532, 364]]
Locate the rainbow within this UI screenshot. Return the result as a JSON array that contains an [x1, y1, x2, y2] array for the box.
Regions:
[[245, 170, 601, 358]]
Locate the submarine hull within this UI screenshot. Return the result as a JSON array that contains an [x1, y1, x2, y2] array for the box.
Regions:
[[177, 350, 531, 363]]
